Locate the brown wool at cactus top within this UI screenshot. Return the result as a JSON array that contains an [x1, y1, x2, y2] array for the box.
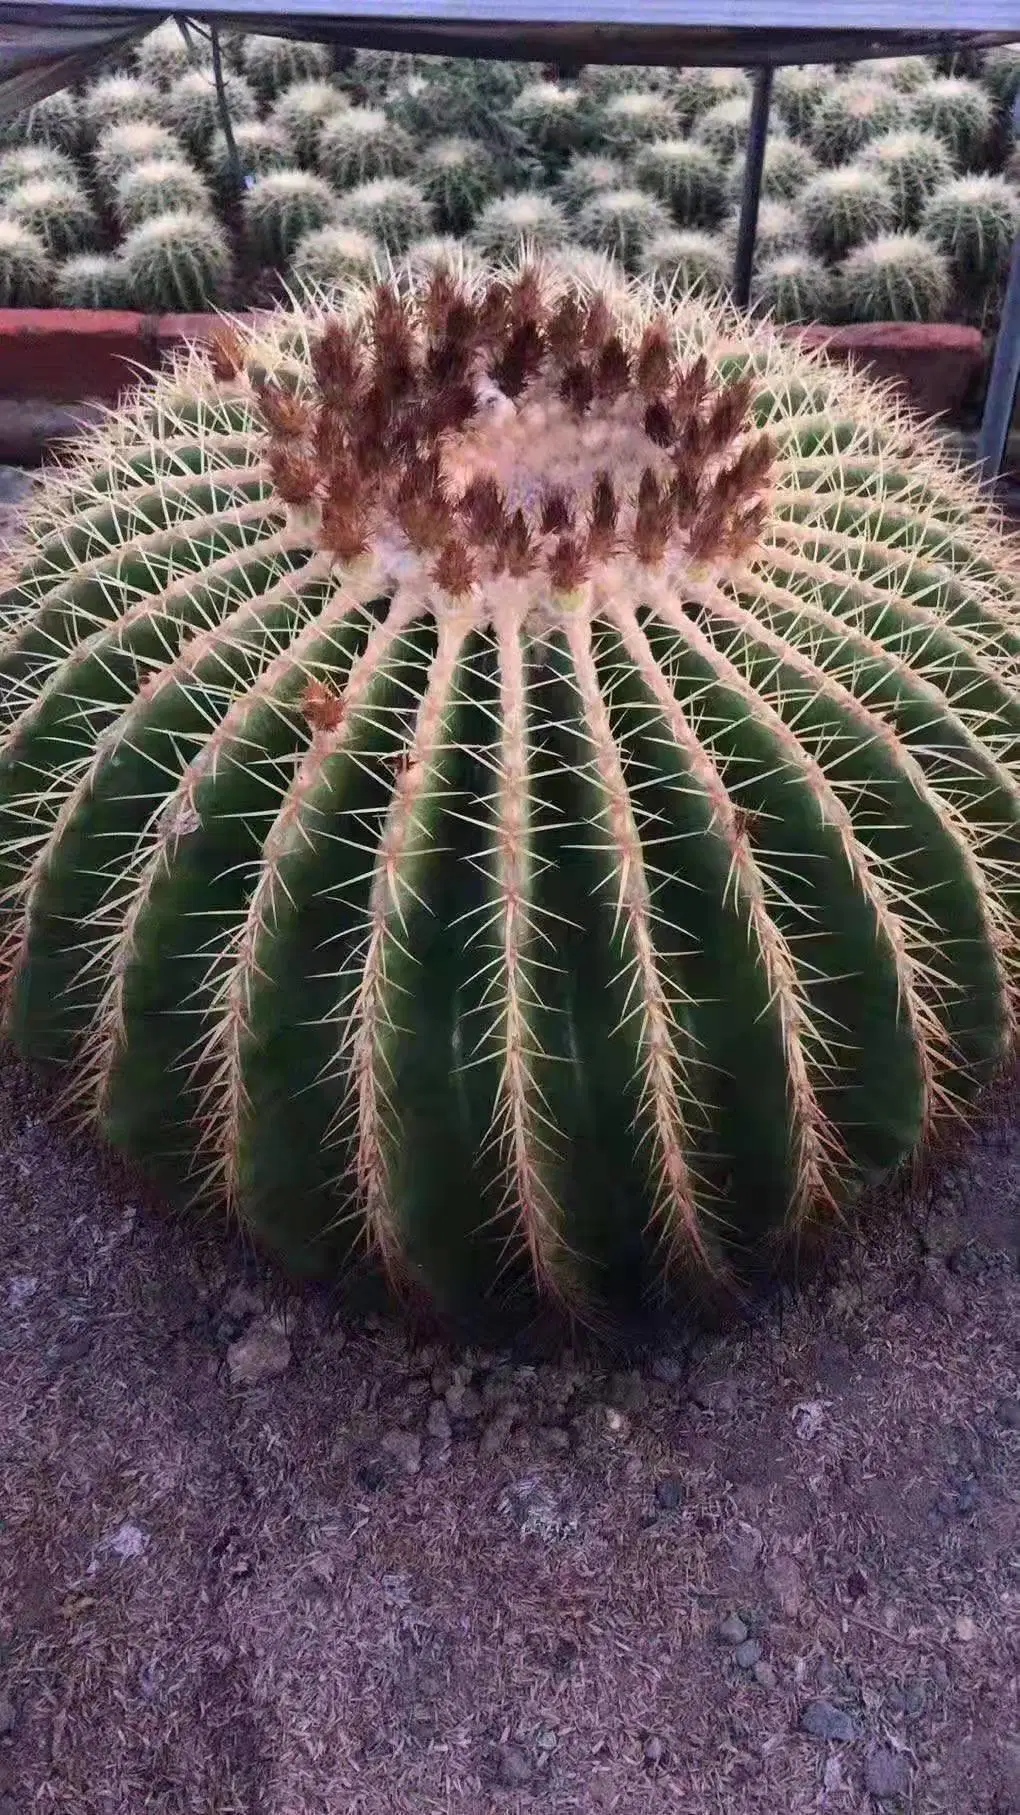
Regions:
[[256, 266, 777, 610]]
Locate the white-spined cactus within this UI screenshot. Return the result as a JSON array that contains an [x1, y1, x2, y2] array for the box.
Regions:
[[798, 167, 897, 261], [726, 138, 821, 206], [910, 77, 995, 168], [4, 256, 1016, 1329], [0, 218, 51, 304], [809, 81, 906, 165], [419, 137, 501, 234], [470, 191, 568, 260], [93, 121, 186, 197], [639, 227, 731, 296], [920, 174, 1020, 287], [859, 130, 954, 229], [241, 34, 332, 105], [270, 81, 350, 168], [752, 250, 836, 323], [693, 98, 755, 164], [555, 153, 630, 215], [722, 200, 802, 264], [119, 209, 233, 310], [508, 82, 597, 173], [601, 91, 681, 156], [335, 177, 432, 254], [0, 88, 81, 157], [0, 145, 78, 200], [289, 224, 382, 293], [838, 231, 951, 322], [164, 69, 258, 164], [209, 120, 296, 200], [83, 75, 162, 143], [318, 107, 415, 190], [113, 158, 213, 232], [243, 171, 339, 267], [773, 65, 830, 137], [54, 252, 128, 310], [981, 45, 1020, 112], [575, 188, 673, 270], [3, 178, 98, 260], [135, 19, 205, 89], [634, 140, 728, 228]]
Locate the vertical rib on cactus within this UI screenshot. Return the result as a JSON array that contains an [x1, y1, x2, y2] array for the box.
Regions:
[[1, 254, 1018, 1330]]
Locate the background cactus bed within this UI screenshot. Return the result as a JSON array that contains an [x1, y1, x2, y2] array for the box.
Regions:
[[0, 34, 1017, 322], [1, 253, 1018, 1327]]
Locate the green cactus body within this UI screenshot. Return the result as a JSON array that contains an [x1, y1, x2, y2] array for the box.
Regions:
[[3, 259, 1016, 1329], [351, 50, 421, 100], [578, 64, 683, 105], [752, 251, 836, 323], [94, 122, 186, 196], [83, 75, 162, 143], [242, 34, 332, 106], [318, 107, 415, 190], [270, 81, 350, 168], [798, 168, 896, 261], [384, 59, 532, 157], [982, 46, 1020, 111], [723, 201, 802, 264], [859, 130, 954, 229], [114, 158, 213, 232], [470, 192, 568, 260], [838, 231, 951, 322], [119, 209, 233, 310], [773, 66, 831, 138], [243, 171, 339, 267], [3, 179, 98, 260], [508, 82, 597, 172], [670, 66, 752, 126], [419, 137, 501, 234], [0, 145, 78, 200], [634, 140, 728, 228], [862, 57, 932, 94], [0, 218, 51, 304], [335, 178, 432, 254], [210, 121, 297, 201], [726, 137, 820, 206], [602, 91, 681, 156], [289, 225, 382, 292], [136, 20, 204, 90], [921, 175, 1020, 286], [693, 98, 755, 164], [910, 78, 994, 168], [574, 188, 673, 270], [166, 70, 258, 164], [0, 89, 81, 158], [809, 81, 907, 166], [638, 227, 731, 295], [54, 252, 128, 310], [555, 154, 629, 215]]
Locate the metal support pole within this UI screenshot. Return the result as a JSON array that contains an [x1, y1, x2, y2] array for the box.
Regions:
[[732, 64, 773, 311], [976, 234, 1020, 485], [210, 22, 242, 201]]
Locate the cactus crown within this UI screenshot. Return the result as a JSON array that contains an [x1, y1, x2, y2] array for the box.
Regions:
[[114, 157, 212, 230], [910, 77, 994, 166], [0, 144, 77, 197], [3, 178, 97, 259], [470, 191, 567, 258], [83, 74, 161, 139], [839, 230, 951, 322], [54, 251, 127, 310], [752, 250, 835, 324], [920, 174, 1020, 282], [798, 167, 896, 260], [318, 107, 414, 188], [858, 129, 954, 228], [335, 177, 433, 253], [0, 217, 51, 303], [289, 224, 382, 292], [639, 227, 730, 295], [634, 139, 728, 226]]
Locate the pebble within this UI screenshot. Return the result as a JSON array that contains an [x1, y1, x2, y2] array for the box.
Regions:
[[643, 1734, 666, 1767], [0, 1691, 15, 1735], [954, 1613, 977, 1643], [655, 1476, 683, 1511], [765, 1555, 806, 1618], [497, 1743, 532, 1788], [864, 1746, 910, 1801], [222, 1283, 263, 1321], [380, 1429, 422, 1476], [995, 1396, 1020, 1430], [426, 1400, 452, 1444], [446, 1382, 483, 1420], [650, 1354, 684, 1386], [718, 1612, 748, 1645], [690, 1375, 738, 1414], [753, 1660, 778, 1691], [735, 1639, 762, 1670], [799, 1700, 857, 1743], [226, 1318, 292, 1386]]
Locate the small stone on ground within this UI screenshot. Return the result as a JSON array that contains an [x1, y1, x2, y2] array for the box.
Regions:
[[226, 1317, 292, 1386], [800, 1700, 857, 1743]]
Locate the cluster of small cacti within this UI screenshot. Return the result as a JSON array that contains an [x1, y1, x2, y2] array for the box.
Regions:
[[0, 36, 1016, 326], [4, 253, 1017, 1332]]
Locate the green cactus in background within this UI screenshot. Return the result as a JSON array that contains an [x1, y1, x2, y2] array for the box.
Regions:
[[508, 82, 597, 173], [94, 121, 186, 196], [858, 130, 954, 228], [921, 174, 1020, 287], [555, 153, 630, 215], [318, 108, 415, 190], [470, 191, 568, 259], [809, 80, 906, 166], [335, 177, 432, 254], [838, 231, 951, 321], [289, 224, 382, 292], [0, 218, 51, 304], [113, 157, 213, 232], [399, 233, 488, 289], [270, 80, 349, 168], [670, 66, 752, 126], [243, 171, 338, 266], [798, 167, 896, 260], [135, 19, 203, 90], [981, 46, 1020, 112], [119, 208, 233, 310], [54, 252, 128, 310], [575, 187, 673, 269], [3, 178, 98, 260], [601, 91, 681, 156], [0, 145, 78, 199], [420, 137, 502, 234], [752, 250, 836, 323], [639, 227, 730, 294], [693, 98, 755, 164], [210, 120, 296, 200], [577, 64, 681, 104], [83, 75, 162, 143], [165, 69, 258, 164], [634, 140, 728, 228], [241, 34, 332, 106], [723, 200, 802, 264], [349, 50, 421, 100], [5, 257, 1014, 1328], [773, 66, 831, 138], [726, 137, 821, 206], [384, 58, 533, 157], [910, 78, 994, 168], [0, 88, 81, 158], [862, 56, 932, 94]]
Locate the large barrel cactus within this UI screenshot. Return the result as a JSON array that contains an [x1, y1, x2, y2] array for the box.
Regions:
[[0, 254, 1018, 1329]]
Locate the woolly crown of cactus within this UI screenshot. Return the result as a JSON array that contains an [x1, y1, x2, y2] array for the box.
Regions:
[[555, 154, 629, 213], [508, 82, 597, 164], [270, 81, 349, 166], [242, 33, 332, 104], [809, 80, 906, 164], [83, 74, 162, 141], [634, 139, 728, 227], [54, 251, 127, 310], [751, 250, 836, 324], [0, 144, 78, 198], [601, 91, 681, 153], [335, 177, 433, 254], [1, 257, 1019, 1330], [470, 192, 567, 259], [289, 224, 383, 293], [638, 226, 731, 295], [94, 121, 186, 193], [113, 157, 213, 231], [909, 77, 994, 167], [317, 107, 415, 189], [419, 137, 501, 234], [135, 19, 201, 89]]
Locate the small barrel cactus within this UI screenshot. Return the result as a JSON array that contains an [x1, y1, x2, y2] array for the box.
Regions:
[[726, 137, 821, 206], [921, 175, 1020, 287], [210, 120, 296, 200], [135, 20, 201, 89], [384, 58, 530, 157], [555, 153, 629, 215], [3, 178, 98, 260], [0, 145, 78, 200], [419, 137, 501, 234], [242, 34, 331, 105], [809, 81, 906, 165], [838, 231, 950, 322], [575, 188, 673, 270], [113, 158, 213, 232], [633, 140, 728, 228], [639, 226, 730, 295], [289, 224, 382, 292], [798, 168, 896, 261], [859, 130, 954, 229], [335, 178, 432, 255], [119, 209, 233, 310], [270, 81, 349, 168], [0, 218, 51, 304], [693, 97, 755, 164], [601, 91, 681, 156], [54, 252, 127, 310], [910, 78, 994, 168], [165, 69, 258, 163], [243, 171, 339, 267], [981, 45, 1020, 112], [349, 49, 420, 100], [773, 65, 830, 137], [93, 121, 185, 196], [2, 257, 1019, 1331], [670, 65, 752, 125], [470, 191, 568, 260], [723, 200, 802, 264], [578, 63, 680, 104], [83, 75, 162, 143], [318, 107, 415, 190], [508, 82, 597, 171], [863, 56, 932, 94], [752, 250, 836, 323], [1, 89, 81, 157]]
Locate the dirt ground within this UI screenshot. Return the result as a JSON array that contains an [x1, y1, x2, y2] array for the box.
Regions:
[[0, 1043, 1016, 1815]]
